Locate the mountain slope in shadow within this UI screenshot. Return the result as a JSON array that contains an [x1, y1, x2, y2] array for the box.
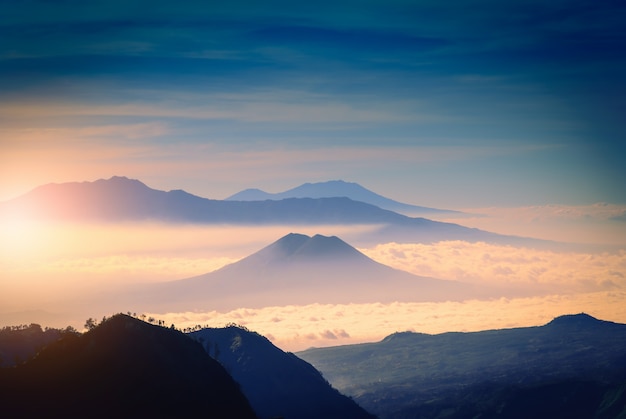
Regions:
[[190, 325, 375, 419], [133, 233, 480, 313], [0, 314, 256, 419], [297, 313, 626, 419]]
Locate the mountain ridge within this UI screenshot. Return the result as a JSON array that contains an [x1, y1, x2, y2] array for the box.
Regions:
[[226, 179, 459, 215], [0, 176, 557, 248], [297, 313, 626, 418]]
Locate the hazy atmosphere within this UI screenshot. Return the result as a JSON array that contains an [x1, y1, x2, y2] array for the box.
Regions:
[[2, 0, 625, 352]]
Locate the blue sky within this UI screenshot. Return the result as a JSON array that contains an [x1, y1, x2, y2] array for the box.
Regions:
[[1, 0, 624, 207]]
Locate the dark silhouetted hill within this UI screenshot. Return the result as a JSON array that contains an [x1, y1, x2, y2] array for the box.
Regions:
[[298, 313, 626, 418], [132, 233, 479, 313], [0, 314, 256, 419], [190, 325, 375, 419], [227, 179, 459, 216]]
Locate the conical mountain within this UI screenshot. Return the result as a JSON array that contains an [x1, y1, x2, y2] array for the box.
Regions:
[[136, 233, 478, 313], [190, 325, 375, 419], [0, 314, 256, 418], [232, 232, 372, 268]]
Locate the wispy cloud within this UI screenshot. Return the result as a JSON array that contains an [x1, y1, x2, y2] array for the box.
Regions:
[[0, 93, 437, 124], [0, 122, 170, 142]]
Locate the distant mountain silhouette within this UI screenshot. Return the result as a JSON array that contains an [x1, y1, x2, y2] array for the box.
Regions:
[[132, 233, 481, 312], [0, 176, 403, 224], [227, 179, 459, 215], [0, 176, 555, 247], [0, 314, 256, 418], [298, 313, 626, 419], [190, 325, 375, 419]]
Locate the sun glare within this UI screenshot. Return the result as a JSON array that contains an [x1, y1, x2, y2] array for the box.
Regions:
[[0, 210, 51, 261]]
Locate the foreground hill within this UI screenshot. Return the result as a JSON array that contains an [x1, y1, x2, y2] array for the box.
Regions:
[[190, 326, 374, 419], [0, 176, 552, 247], [132, 233, 480, 313], [298, 313, 626, 418], [0, 314, 256, 418], [226, 179, 459, 216]]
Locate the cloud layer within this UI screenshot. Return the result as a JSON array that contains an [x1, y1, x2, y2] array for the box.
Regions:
[[3, 220, 623, 352], [148, 291, 626, 352], [361, 241, 626, 292]]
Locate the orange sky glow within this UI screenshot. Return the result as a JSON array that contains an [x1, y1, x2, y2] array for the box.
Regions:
[[2, 214, 625, 350]]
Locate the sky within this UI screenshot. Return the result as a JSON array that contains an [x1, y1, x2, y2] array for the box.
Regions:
[[1, 1, 626, 349], [1, 0, 625, 208]]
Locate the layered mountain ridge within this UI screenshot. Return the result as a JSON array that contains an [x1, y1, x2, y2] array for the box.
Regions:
[[2, 313, 625, 419], [0, 176, 555, 247]]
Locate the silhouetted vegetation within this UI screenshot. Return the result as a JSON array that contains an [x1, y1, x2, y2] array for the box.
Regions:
[[0, 314, 256, 418]]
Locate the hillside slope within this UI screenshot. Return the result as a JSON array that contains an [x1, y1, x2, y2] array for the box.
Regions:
[[191, 326, 375, 419], [0, 314, 256, 418], [298, 313, 626, 418]]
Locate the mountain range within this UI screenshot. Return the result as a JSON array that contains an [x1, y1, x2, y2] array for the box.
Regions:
[[227, 179, 459, 215], [0, 315, 374, 418], [298, 313, 626, 418], [0, 175, 554, 247], [2, 313, 625, 418], [128, 233, 483, 313]]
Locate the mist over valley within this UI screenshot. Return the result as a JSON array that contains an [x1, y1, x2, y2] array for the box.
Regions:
[[1, 176, 625, 418]]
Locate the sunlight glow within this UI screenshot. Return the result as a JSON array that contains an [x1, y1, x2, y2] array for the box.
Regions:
[[0, 211, 54, 261]]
